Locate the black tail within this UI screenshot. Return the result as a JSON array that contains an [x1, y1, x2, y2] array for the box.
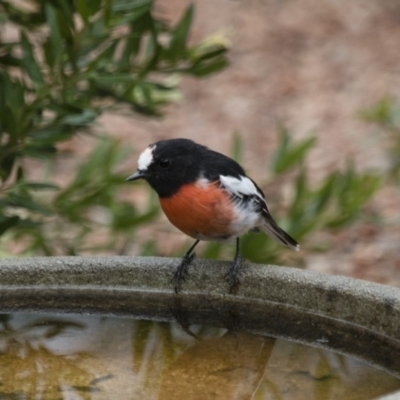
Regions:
[[260, 214, 299, 251]]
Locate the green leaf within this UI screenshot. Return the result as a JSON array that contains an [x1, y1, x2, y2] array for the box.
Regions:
[[231, 131, 242, 163], [117, 14, 153, 69], [313, 172, 337, 214], [272, 128, 316, 174], [289, 136, 316, 163], [0, 153, 17, 181], [23, 144, 58, 159], [45, 3, 63, 66], [202, 242, 223, 259], [0, 216, 20, 236], [0, 53, 22, 68], [93, 74, 137, 85], [359, 97, 393, 125], [168, 4, 194, 62], [104, 0, 113, 25], [24, 183, 59, 191], [112, 203, 159, 230], [112, 0, 153, 13], [6, 194, 53, 216], [0, 72, 25, 134], [53, 0, 75, 41], [86, 42, 118, 71], [0, 0, 232, 255], [76, 0, 102, 24], [29, 124, 72, 142], [289, 168, 308, 221], [187, 57, 229, 77], [139, 240, 157, 256], [241, 233, 275, 264], [271, 125, 290, 173], [188, 34, 230, 62], [61, 109, 97, 126]]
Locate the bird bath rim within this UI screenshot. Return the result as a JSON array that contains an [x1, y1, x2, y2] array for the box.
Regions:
[[0, 255, 399, 378]]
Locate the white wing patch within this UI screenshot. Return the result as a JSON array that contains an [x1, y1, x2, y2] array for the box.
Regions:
[[219, 174, 298, 250], [219, 175, 263, 200], [220, 174, 265, 236], [138, 145, 155, 171]]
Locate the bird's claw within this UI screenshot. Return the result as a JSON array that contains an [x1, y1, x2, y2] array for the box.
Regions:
[[225, 255, 244, 294], [172, 252, 196, 294]]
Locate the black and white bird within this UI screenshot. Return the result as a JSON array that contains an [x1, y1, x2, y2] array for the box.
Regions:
[[126, 138, 299, 293]]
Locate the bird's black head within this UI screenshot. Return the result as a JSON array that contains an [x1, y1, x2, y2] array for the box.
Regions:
[[126, 139, 206, 197]]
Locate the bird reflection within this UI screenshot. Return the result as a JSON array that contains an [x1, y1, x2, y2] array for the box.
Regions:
[[159, 331, 275, 400], [157, 324, 400, 400]]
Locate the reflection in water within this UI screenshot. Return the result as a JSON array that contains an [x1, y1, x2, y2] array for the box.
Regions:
[[0, 314, 100, 399], [0, 313, 398, 399], [159, 331, 273, 399]]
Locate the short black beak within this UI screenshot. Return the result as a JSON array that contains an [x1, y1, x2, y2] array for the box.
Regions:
[[126, 170, 145, 181]]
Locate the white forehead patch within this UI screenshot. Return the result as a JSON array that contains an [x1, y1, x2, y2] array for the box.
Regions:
[[138, 145, 155, 170]]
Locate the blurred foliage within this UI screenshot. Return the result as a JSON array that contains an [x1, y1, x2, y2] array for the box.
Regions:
[[359, 97, 400, 182], [203, 126, 382, 264], [0, 0, 385, 264], [0, 0, 229, 255]]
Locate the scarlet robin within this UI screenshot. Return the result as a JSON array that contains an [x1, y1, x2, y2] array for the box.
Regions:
[[127, 138, 299, 293]]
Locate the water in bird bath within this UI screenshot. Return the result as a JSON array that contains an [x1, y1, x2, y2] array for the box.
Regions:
[[0, 313, 399, 400]]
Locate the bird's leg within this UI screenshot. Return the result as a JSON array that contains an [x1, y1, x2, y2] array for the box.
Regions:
[[172, 239, 200, 294], [226, 238, 244, 294]]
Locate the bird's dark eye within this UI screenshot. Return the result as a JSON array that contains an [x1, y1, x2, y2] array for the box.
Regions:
[[159, 159, 170, 168]]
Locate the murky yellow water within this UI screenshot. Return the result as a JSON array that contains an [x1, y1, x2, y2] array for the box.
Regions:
[[0, 313, 399, 399]]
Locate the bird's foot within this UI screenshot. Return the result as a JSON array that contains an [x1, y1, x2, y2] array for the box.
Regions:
[[225, 255, 244, 294], [172, 252, 196, 294]]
